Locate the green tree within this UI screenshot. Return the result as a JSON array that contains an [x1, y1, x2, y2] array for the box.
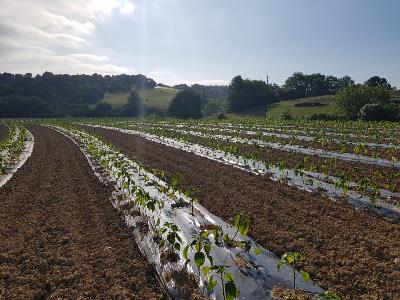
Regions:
[[203, 100, 221, 116], [227, 75, 276, 112], [167, 90, 203, 119], [365, 76, 392, 89], [93, 102, 113, 117], [336, 85, 392, 120], [122, 88, 145, 117]]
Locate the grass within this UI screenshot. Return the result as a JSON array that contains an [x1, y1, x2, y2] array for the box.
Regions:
[[228, 95, 338, 119], [102, 87, 179, 110]]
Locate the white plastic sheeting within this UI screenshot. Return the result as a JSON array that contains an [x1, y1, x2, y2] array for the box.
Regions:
[[52, 125, 324, 299]]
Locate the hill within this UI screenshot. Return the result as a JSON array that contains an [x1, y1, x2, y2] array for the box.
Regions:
[[101, 87, 179, 110], [229, 95, 337, 119]]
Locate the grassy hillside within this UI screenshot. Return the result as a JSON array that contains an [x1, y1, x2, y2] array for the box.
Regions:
[[229, 95, 337, 119], [102, 87, 179, 110]]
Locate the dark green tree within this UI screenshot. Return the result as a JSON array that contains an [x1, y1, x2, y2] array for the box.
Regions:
[[93, 102, 114, 117], [336, 85, 392, 120], [167, 90, 202, 119], [364, 76, 392, 89], [227, 75, 276, 112], [122, 88, 145, 117]]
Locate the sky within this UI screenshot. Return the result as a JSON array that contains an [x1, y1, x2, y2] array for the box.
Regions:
[[0, 0, 399, 86]]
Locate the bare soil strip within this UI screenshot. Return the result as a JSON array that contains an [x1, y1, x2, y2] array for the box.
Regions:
[[0, 126, 162, 299], [0, 125, 8, 142], [87, 126, 400, 299]]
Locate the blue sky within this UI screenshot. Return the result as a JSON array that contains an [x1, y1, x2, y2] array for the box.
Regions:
[[0, 0, 399, 86]]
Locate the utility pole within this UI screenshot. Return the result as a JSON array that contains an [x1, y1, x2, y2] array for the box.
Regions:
[[264, 75, 269, 119]]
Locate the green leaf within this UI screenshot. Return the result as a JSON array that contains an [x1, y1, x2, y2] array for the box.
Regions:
[[194, 252, 205, 269], [223, 272, 234, 282], [224, 280, 239, 300], [254, 247, 262, 255], [233, 213, 241, 230], [167, 232, 175, 245], [174, 242, 181, 251], [202, 266, 211, 276], [301, 270, 310, 281], [204, 243, 212, 255], [206, 275, 217, 291], [182, 244, 190, 260]]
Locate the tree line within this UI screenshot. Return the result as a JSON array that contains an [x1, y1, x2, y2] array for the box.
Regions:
[[0, 72, 156, 118]]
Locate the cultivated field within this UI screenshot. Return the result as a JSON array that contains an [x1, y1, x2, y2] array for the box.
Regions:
[[102, 87, 179, 110], [1, 118, 399, 299]]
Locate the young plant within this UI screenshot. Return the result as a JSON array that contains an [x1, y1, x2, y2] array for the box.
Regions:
[[184, 187, 200, 215], [157, 221, 183, 251], [277, 251, 310, 298], [232, 212, 251, 241], [183, 230, 213, 275], [203, 265, 240, 300]]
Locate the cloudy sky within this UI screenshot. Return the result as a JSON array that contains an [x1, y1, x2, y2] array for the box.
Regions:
[[0, 0, 399, 86]]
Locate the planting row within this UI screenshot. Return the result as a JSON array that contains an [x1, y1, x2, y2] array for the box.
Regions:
[[127, 119, 400, 146], [77, 123, 400, 298], [80, 121, 400, 213], [0, 122, 34, 187], [138, 122, 400, 161], [47, 122, 342, 300]]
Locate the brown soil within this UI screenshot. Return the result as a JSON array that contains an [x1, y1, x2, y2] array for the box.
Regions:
[[272, 286, 312, 300], [0, 124, 8, 142], [85, 126, 400, 299], [0, 126, 162, 299]]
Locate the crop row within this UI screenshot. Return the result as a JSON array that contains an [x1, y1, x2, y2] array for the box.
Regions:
[[79, 121, 400, 217], [0, 122, 29, 176], [125, 122, 400, 162], [128, 119, 400, 145], [49, 122, 340, 300]]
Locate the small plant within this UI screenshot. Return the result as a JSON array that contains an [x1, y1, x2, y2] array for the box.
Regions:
[[184, 187, 200, 215], [277, 252, 310, 298], [203, 265, 240, 300], [157, 222, 183, 251], [183, 230, 213, 275]]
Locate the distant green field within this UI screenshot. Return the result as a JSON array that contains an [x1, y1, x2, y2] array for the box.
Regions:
[[102, 87, 179, 110], [229, 95, 337, 119]]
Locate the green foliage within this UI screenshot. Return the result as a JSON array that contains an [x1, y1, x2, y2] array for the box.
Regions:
[[364, 76, 392, 89], [280, 110, 293, 120], [0, 72, 156, 117], [158, 222, 183, 251], [335, 85, 392, 120], [167, 90, 203, 119], [122, 88, 145, 117], [203, 100, 221, 116], [233, 212, 251, 237], [359, 102, 399, 121], [227, 75, 276, 112], [277, 251, 310, 297], [0, 95, 53, 118], [282, 72, 354, 100], [203, 265, 240, 300]]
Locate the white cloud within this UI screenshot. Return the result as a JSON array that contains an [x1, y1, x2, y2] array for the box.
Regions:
[[119, 1, 135, 15], [0, 0, 135, 75]]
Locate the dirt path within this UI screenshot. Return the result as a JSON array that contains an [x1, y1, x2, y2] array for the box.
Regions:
[[0, 126, 162, 299], [86, 126, 400, 299], [0, 124, 8, 142]]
